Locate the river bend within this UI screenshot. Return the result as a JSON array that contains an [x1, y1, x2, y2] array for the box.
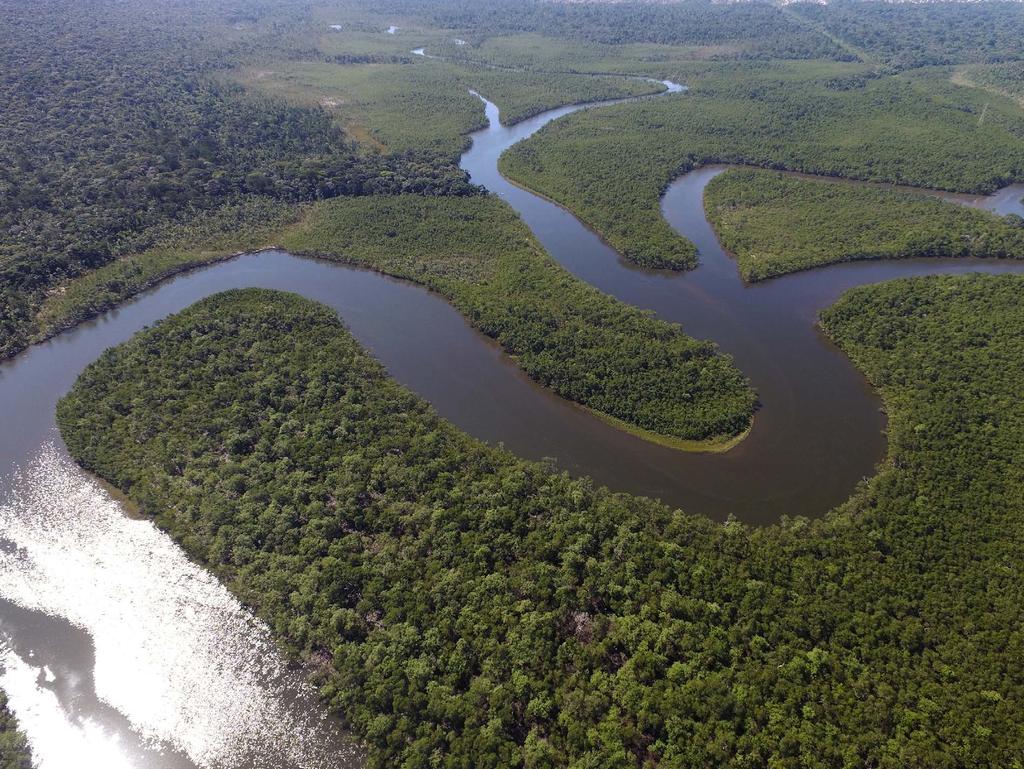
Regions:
[[1, 79, 1024, 763]]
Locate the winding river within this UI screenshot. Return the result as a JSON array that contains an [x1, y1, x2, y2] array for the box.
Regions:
[[2, 77, 1024, 763]]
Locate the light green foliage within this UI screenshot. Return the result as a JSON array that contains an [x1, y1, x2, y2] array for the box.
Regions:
[[704, 168, 1024, 280], [501, 63, 1024, 270], [233, 59, 661, 156], [59, 278, 1024, 767], [956, 61, 1024, 106], [281, 194, 754, 442]]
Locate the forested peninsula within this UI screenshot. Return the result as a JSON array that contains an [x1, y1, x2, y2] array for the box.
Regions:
[[281, 195, 754, 445], [704, 169, 1024, 280], [58, 280, 1024, 768], [501, 64, 1024, 271]]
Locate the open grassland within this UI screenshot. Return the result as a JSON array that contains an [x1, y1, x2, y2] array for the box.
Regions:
[[232, 59, 662, 157], [427, 33, 751, 74], [501, 63, 1024, 270], [281, 194, 754, 443], [704, 169, 1024, 281], [60, 274, 1024, 768]]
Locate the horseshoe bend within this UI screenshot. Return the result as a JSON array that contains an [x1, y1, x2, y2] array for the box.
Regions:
[[3, 2, 1024, 766]]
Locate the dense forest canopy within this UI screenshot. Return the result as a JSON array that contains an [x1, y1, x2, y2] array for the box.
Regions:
[[793, 0, 1024, 69], [502, 62, 1024, 269], [7, 0, 1024, 356], [0, 0, 477, 359], [704, 168, 1024, 280], [371, 0, 850, 59], [8, 0, 1024, 761], [281, 195, 755, 443], [58, 282, 1024, 768]]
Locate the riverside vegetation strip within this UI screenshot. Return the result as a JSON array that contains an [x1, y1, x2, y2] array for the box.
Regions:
[[280, 195, 754, 445], [29, 192, 756, 447], [703, 169, 1024, 281], [0, 0, 478, 361], [58, 279, 1024, 768], [1, 0, 668, 362]]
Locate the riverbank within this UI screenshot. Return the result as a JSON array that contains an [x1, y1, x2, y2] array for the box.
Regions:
[[56, 276, 1024, 768], [704, 167, 1024, 281]]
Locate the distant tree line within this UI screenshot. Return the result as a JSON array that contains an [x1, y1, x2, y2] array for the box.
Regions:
[[0, 0, 479, 359], [793, 0, 1024, 70], [371, 0, 850, 60]]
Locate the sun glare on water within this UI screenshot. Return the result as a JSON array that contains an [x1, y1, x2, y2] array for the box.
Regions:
[[0, 444, 360, 769]]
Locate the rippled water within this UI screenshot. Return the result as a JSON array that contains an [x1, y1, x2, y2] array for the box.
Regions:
[[0, 445, 362, 768]]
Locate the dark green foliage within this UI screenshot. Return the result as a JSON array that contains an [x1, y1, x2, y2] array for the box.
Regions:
[[0, 0, 477, 360], [0, 693, 30, 769], [374, 0, 849, 60], [282, 194, 754, 442], [30, 198, 301, 346], [59, 282, 1024, 767], [793, 1, 1024, 70], [705, 168, 1024, 280], [502, 63, 1024, 270]]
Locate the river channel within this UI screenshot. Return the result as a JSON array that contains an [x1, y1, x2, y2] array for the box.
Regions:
[[1, 78, 1023, 763]]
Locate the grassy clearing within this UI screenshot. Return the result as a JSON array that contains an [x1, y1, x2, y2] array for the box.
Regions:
[[953, 62, 1024, 108], [232, 58, 661, 157]]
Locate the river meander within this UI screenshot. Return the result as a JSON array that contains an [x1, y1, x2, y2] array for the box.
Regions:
[[1, 79, 1023, 764]]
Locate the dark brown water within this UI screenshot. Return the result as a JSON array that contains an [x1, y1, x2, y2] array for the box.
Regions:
[[2, 78, 1024, 765], [459, 90, 1024, 521]]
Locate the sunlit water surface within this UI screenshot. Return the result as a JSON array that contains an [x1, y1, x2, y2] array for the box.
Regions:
[[0, 445, 361, 768]]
